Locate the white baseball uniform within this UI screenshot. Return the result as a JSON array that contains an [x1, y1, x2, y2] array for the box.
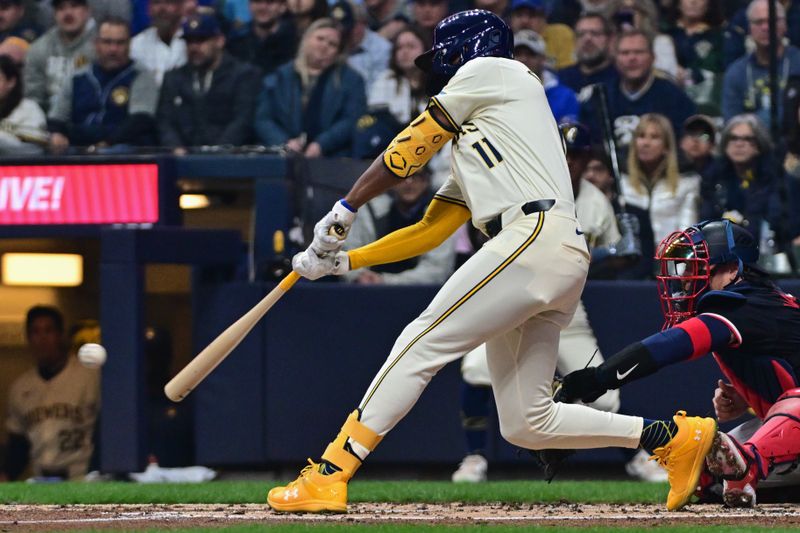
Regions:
[[460, 178, 621, 414], [5, 356, 100, 480], [355, 57, 641, 452]]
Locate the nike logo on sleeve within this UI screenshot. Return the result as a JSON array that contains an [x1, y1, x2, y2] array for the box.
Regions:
[[616, 363, 639, 381]]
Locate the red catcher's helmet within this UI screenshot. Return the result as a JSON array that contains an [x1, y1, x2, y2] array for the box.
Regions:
[[655, 219, 759, 329]]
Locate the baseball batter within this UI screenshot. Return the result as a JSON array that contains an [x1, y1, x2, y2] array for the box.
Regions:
[[3, 306, 100, 481], [269, 10, 717, 513]]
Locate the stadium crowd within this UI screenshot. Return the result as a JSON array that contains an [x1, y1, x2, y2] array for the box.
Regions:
[[0, 0, 799, 277]]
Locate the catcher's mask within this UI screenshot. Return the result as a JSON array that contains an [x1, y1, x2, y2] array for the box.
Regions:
[[655, 219, 759, 329]]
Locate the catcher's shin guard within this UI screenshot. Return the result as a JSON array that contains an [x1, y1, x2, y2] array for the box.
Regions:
[[708, 388, 800, 507], [267, 410, 383, 513]]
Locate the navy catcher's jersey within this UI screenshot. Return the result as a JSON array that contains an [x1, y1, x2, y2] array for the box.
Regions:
[[697, 282, 800, 415]]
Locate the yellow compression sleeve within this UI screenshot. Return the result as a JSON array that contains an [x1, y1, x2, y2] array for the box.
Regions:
[[348, 197, 471, 270], [383, 108, 456, 178]]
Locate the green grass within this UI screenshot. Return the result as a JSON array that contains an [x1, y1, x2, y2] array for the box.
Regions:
[[0, 479, 668, 505]]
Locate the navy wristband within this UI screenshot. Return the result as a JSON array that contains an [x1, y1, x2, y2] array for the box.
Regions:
[[339, 199, 357, 213]]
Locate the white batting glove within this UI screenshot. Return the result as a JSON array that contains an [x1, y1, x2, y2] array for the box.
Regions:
[[292, 248, 335, 280], [311, 200, 357, 255], [331, 251, 350, 275], [292, 249, 350, 280]]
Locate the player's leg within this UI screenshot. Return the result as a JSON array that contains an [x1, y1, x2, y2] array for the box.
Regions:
[[707, 387, 800, 507], [269, 213, 567, 511], [452, 345, 491, 482], [486, 314, 717, 510]]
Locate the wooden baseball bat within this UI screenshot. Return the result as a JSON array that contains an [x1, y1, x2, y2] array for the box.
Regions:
[[164, 271, 300, 402]]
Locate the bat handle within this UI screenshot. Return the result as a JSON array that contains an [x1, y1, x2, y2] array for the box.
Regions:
[[279, 271, 300, 290]]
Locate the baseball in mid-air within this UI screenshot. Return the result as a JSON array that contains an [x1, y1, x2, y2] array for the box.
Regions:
[[77, 343, 107, 369]]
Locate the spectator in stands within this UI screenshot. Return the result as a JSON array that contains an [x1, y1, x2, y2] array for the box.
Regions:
[[344, 167, 455, 285], [679, 113, 717, 175], [580, 29, 696, 152], [286, 0, 327, 40], [0, 306, 100, 482], [700, 114, 782, 242], [784, 74, 800, 178], [0, 54, 46, 153], [409, 0, 448, 48], [24, 0, 95, 114], [226, 0, 297, 75], [722, 0, 800, 133], [558, 12, 618, 94], [723, 0, 800, 68], [254, 18, 365, 157], [579, 0, 611, 14], [366, 26, 425, 124], [363, 0, 408, 39], [48, 18, 157, 153], [607, 0, 678, 78], [0, 0, 39, 43], [221, 0, 251, 31], [509, 0, 575, 69], [157, 13, 261, 153], [582, 150, 616, 201], [0, 35, 28, 64], [131, 0, 186, 85], [330, 0, 390, 93], [667, 0, 725, 116], [355, 26, 449, 183], [620, 113, 700, 276], [513, 29, 578, 123], [473, 0, 508, 18], [32, 0, 130, 31]]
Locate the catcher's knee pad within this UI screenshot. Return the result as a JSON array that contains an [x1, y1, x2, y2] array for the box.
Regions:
[[322, 410, 383, 480], [745, 388, 800, 476]]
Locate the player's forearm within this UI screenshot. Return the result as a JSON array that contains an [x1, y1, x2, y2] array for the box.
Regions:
[[348, 198, 470, 270], [344, 157, 403, 209]]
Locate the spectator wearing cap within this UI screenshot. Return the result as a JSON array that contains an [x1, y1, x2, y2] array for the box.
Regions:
[[409, 0, 448, 48], [514, 29, 578, 123], [721, 0, 800, 134], [679, 114, 717, 175], [558, 12, 618, 94], [157, 13, 261, 153], [0, 0, 39, 44], [0, 35, 28, 64], [331, 0, 389, 93], [509, 0, 575, 69], [363, 0, 410, 40], [24, 0, 95, 114], [131, 0, 186, 86], [254, 18, 365, 157], [47, 17, 158, 153], [226, 0, 297, 75], [579, 29, 696, 154]]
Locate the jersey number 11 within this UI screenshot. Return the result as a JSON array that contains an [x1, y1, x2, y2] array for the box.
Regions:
[[472, 137, 503, 168]]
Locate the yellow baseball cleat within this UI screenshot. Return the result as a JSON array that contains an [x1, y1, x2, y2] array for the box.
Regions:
[[651, 410, 717, 511], [267, 460, 348, 513]]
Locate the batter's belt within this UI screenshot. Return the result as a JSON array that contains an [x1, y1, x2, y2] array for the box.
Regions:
[[485, 199, 560, 238]]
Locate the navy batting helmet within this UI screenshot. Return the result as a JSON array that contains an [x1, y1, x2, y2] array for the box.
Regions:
[[415, 10, 513, 80], [559, 121, 592, 153], [655, 219, 759, 327]]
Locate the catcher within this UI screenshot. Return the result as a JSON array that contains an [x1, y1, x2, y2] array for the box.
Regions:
[[558, 219, 800, 507]]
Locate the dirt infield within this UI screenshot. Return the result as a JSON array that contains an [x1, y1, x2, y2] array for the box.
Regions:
[[1, 502, 800, 530]]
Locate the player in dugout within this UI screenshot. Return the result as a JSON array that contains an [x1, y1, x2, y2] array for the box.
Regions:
[[269, 10, 726, 513], [557, 219, 800, 507]]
